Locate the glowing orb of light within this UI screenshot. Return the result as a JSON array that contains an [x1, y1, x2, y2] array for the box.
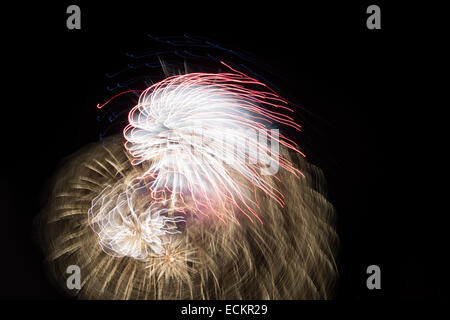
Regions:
[[88, 179, 183, 258]]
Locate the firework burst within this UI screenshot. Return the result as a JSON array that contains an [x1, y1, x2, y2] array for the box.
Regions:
[[36, 66, 338, 299]]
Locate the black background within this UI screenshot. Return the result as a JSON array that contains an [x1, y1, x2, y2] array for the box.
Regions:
[[0, 0, 437, 303]]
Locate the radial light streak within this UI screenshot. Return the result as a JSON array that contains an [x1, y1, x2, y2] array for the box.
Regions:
[[38, 136, 338, 299], [123, 71, 305, 223]]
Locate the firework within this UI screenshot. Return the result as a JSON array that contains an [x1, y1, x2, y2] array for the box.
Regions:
[[123, 70, 304, 223], [36, 68, 338, 299]]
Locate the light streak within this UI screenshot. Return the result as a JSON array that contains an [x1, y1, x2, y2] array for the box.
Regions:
[[123, 71, 305, 224], [38, 136, 338, 299]]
